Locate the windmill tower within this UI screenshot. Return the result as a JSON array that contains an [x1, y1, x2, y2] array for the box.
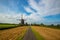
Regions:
[[20, 14, 24, 25]]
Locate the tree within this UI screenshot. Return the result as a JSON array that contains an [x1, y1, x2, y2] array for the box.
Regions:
[[40, 23, 44, 26]]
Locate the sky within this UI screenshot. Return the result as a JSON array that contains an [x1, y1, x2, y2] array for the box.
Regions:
[[0, 0, 60, 25]]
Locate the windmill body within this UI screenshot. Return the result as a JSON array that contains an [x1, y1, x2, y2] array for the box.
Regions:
[[21, 19, 24, 25], [20, 14, 25, 25]]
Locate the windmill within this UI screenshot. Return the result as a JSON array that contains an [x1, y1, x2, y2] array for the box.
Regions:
[[20, 14, 24, 25], [20, 14, 28, 26], [8, 14, 27, 25], [17, 14, 27, 26]]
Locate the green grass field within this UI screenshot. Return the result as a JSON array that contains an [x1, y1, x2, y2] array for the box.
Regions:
[[0, 24, 18, 29]]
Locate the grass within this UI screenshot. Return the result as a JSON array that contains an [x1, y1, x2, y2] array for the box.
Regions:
[[0, 24, 18, 30], [31, 26, 44, 40]]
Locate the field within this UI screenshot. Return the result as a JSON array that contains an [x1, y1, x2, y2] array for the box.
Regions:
[[32, 26, 60, 40], [0, 25, 60, 40], [0, 24, 18, 29], [0, 26, 28, 40]]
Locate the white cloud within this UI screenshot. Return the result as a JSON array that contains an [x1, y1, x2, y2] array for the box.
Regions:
[[28, 0, 60, 17], [0, 7, 28, 24], [24, 7, 45, 24], [23, 0, 60, 24], [0, 0, 60, 24], [0, 13, 19, 24], [24, 7, 33, 13], [28, 0, 40, 11]]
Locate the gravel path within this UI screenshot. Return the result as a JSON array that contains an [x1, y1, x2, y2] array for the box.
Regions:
[[23, 27, 37, 40]]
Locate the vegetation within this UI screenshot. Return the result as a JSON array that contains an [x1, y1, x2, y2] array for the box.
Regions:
[[31, 27, 44, 40], [32, 26, 60, 40], [30, 23, 60, 29], [0, 22, 29, 30], [17, 27, 27, 40], [0, 23, 18, 30], [0, 27, 28, 40], [45, 24, 60, 29]]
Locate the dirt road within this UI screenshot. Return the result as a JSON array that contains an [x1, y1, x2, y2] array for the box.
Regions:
[[23, 27, 37, 40]]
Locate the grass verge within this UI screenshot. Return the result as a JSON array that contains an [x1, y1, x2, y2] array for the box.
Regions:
[[31, 27, 44, 40]]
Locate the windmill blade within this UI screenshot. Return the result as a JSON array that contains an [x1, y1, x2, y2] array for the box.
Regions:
[[20, 18, 26, 21], [8, 17, 13, 19], [16, 19, 21, 21]]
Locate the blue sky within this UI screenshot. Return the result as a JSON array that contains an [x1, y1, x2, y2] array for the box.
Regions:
[[0, 0, 60, 24]]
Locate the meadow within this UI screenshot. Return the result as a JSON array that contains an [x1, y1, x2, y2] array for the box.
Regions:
[[0, 23, 18, 30]]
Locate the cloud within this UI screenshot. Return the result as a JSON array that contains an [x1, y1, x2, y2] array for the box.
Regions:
[[0, 0, 60, 24], [24, 0, 60, 24], [0, 5, 19, 23], [0, 5, 28, 24], [0, 13, 19, 24], [24, 7, 33, 13], [24, 7, 44, 24], [28, 0, 60, 17]]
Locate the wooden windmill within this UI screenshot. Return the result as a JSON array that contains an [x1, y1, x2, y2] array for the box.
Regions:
[[20, 14, 24, 25], [17, 14, 28, 26]]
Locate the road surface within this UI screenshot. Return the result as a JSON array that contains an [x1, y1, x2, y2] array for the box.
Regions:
[[23, 27, 37, 40]]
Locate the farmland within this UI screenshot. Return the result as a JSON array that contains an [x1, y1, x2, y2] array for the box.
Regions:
[[0, 25, 60, 40], [0, 26, 28, 40], [32, 26, 60, 40], [0, 23, 18, 29]]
